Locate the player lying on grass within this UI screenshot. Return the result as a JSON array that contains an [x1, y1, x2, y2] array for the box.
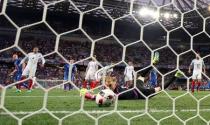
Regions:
[[81, 70, 183, 100], [81, 52, 184, 100]]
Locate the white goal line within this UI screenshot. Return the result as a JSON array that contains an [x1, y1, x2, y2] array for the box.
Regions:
[[5, 96, 80, 98], [4, 95, 209, 98], [1, 109, 210, 115]]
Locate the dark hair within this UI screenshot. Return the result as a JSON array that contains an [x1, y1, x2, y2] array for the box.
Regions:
[[13, 52, 21, 56]]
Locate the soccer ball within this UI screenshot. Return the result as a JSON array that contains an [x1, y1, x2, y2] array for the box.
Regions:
[[95, 89, 116, 107]]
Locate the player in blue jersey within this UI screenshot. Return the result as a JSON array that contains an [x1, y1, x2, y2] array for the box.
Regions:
[[58, 59, 77, 91], [148, 68, 158, 88], [10, 53, 22, 81], [9, 53, 27, 90]]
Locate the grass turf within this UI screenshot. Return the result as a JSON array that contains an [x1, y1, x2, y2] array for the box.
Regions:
[[0, 89, 210, 125]]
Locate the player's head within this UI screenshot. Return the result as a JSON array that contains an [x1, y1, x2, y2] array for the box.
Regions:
[[33, 47, 39, 53], [128, 61, 133, 66], [92, 55, 97, 61], [70, 59, 75, 64], [196, 52, 200, 59], [105, 76, 117, 90], [12, 53, 18, 60], [110, 61, 114, 66]]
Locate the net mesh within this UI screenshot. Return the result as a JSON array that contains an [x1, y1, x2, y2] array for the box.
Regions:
[[0, 0, 210, 125]]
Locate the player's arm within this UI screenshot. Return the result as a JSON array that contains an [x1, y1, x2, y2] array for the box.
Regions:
[[132, 66, 135, 78], [74, 65, 77, 72], [96, 62, 99, 70], [124, 67, 126, 75], [74, 65, 78, 75], [188, 60, 193, 74], [40, 54, 45, 67], [9, 68, 17, 76], [22, 62, 26, 70], [20, 54, 28, 66], [85, 62, 90, 74], [56, 65, 64, 69], [202, 60, 206, 74]]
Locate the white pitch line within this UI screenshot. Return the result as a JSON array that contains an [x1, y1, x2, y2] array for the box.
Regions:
[[4, 95, 210, 98], [1, 109, 210, 115], [5, 96, 80, 98]]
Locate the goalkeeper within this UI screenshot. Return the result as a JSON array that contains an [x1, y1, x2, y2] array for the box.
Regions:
[[81, 52, 184, 100]]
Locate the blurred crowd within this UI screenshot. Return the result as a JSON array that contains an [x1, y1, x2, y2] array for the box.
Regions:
[[1, 37, 210, 89]]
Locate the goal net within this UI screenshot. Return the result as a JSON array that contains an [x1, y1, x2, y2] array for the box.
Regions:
[[0, 0, 210, 125]]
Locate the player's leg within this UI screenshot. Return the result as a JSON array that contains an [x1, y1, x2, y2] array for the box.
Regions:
[[191, 80, 195, 93], [124, 78, 132, 88], [196, 73, 202, 92], [63, 75, 68, 90], [14, 75, 21, 92], [16, 73, 28, 89], [149, 79, 157, 88], [95, 72, 100, 82], [139, 52, 159, 77], [127, 80, 133, 88], [163, 71, 183, 89], [191, 73, 197, 93], [90, 73, 97, 89], [94, 72, 101, 88], [69, 74, 75, 90], [196, 80, 201, 92], [203, 81, 207, 91], [84, 72, 90, 89], [64, 83, 68, 91], [27, 68, 36, 92], [16, 68, 29, 92], [127, 75, 134, 88], [27, 78, 33, 92], [124, 76, 127, 86]]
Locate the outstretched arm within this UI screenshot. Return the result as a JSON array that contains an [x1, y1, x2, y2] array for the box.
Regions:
[[56, 66, 64, 69], [85, 62, 90, 75], [40, 54, 45, 67], [188, 61, 193, 74], [124, 67, 127, 76], [9, 68, 17, 76]]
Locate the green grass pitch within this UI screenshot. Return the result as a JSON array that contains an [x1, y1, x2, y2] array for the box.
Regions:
[[1, 88, 210, 125]]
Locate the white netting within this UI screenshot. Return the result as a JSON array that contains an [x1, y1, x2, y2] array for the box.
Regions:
[[1, 0, 210, 125]]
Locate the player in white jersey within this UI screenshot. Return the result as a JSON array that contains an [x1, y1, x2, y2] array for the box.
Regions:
[[16, 47, 45, 93], [124, 61, 135, 88], [83, 58, 98, 89], [188, 53, 205, 93]]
